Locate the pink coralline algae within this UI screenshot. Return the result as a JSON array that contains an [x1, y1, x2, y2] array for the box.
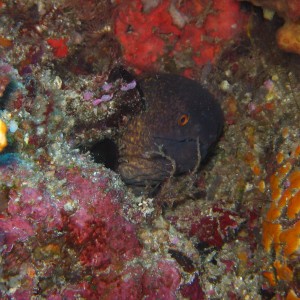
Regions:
[[0, 163, 140, 297], [189, 205, 240, 248], [180, 275, 205, 300], [167, 202, 242, 248], [0, 162, 185, 299], [142, 261, 181, 300], [114, 0, 248, 72]]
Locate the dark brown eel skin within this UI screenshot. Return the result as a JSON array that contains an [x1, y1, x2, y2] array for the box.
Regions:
[[117, 73, 224, 194]]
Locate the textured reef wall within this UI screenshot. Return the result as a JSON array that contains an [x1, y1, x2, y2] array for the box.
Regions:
[[241, 0, 300, 55], [0, 0, 300, 299]]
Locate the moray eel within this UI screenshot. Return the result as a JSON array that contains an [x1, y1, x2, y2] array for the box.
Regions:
[[118, 73, 224, 193]]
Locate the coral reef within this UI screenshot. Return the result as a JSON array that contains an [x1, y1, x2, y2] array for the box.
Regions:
[[0, 161, 193, 298], [0, 0, 299, 299], [0, 161, 186, 298], [205, 14, 300, 296]]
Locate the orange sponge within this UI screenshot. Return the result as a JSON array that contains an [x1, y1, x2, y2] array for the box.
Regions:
[[0, 119, 7, 152], [277, 22, 300, 55]]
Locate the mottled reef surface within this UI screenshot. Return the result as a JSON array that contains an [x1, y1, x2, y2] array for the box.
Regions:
[[0, 1, 299, 299]]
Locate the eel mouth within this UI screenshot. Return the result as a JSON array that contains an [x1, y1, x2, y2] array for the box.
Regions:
[[117, 155, 173, 186], [117, 135, 202, 189], [152, 135, 203, 175]]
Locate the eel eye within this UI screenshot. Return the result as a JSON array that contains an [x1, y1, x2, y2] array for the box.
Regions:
[[178, 114, 189, 126]]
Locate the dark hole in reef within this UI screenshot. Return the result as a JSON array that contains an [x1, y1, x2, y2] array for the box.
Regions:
[[195, 241, 216, 255], [260, 288, 275, 300], [168, 249, 196, 273], [85, 138, 119, 171]]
